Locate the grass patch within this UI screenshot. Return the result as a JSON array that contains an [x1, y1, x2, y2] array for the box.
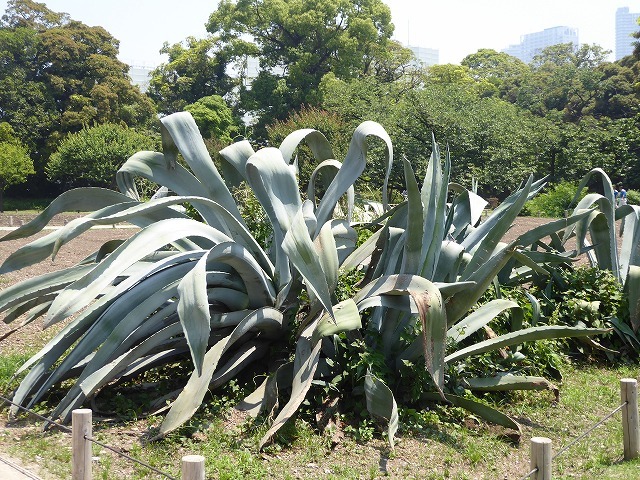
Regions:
[[2, 198, 53, 212], [0, 360, 637, 479]]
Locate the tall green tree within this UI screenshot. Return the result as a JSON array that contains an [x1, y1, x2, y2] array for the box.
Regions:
[[0, 0, 156, 194], [206, 0, 395, 126], [148, 36, 241, 115], [184, 94, 238, 145], [0, 122, 34, 211]]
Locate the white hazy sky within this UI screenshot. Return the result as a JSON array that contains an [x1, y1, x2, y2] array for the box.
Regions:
[[1, 0, 639, 65]]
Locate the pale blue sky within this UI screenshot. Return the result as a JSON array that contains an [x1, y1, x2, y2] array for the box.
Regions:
[[1, 0, 639, 65]]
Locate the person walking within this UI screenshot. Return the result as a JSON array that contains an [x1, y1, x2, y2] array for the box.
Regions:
[[616, 183, 627, 207]]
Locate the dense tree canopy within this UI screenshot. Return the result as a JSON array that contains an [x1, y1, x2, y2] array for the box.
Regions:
[[148, 36, 241, 115], [0, 122, 34, 211], [205, 0, 395, 126], [0, 0, 156, 194]]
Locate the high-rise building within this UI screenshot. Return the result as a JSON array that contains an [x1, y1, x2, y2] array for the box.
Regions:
[[408, 45, 439, 67], [502, 26, 579, 63], [128, 64, 154, 93], [616, 7, 640, 60]]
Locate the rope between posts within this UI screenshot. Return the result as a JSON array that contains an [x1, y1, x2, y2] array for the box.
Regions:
[[0, 393, 71, 433], [82, 434, 178, 480], [552, 401, 627, 460], [517, 400, 629, 480], [0, 393, 178, 480]]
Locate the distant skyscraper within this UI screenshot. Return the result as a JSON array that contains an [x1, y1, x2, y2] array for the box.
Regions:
[[616, 7, 640, 60], [502, 26, 579, 63], [128, 65, 154, 93], [408, 45, 439, 67]]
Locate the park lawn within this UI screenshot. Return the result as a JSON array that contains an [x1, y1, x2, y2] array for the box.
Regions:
[[0, 355, 638, 479]]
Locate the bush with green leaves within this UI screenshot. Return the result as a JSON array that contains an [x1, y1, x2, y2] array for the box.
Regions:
[[627, 189, 640, 206], [522, 181, 587, 217], [0, 112, 605, 448], [46, 123, 159, 189]]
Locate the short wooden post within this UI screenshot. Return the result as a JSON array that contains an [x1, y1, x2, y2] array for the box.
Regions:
[[181, 455, 205, 480], [530, 437, 552, 479], [621, 378, 640, 460], [9, 216, 13, 227], [72, 408, 92, 480]]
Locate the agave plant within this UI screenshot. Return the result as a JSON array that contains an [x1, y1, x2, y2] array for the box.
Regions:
[[534, 168, 640, 350], [0, 112, 604, 448]]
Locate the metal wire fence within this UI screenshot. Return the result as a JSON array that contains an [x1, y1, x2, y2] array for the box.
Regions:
[[518, 378, 639, 480], [0, 393, 194, 480]]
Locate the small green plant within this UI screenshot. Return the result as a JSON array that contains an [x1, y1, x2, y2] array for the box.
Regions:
[[627, 189, 640, 205], [523, 181, 586, 217]]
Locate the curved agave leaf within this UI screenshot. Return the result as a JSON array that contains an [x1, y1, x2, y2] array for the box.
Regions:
[[279, 128, 334, 166], [447, 299, 521, 344], [160, 112, 242, 222], [0, 188, 136, 242], [10, 253, 202, 415], [154, 307, 285, 438], [314, 121, 393, 234], [307, 159, 355, 222], [565, 169, 618, 278], [178, 242, 276, 374], [618, 205, 640, 285], [364, 373, 399, 448], [218, 139, 256, 187], [445, 325, 609, 364], [422, 391, 521, 436], [117, 151, 211, 200], [45, 219, 231, 325]]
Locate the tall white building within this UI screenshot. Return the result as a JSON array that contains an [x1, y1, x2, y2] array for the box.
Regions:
[[128, 65, 154, 93], [408, 45, 439, 67], [502, 26, 579, 63], [616, 7, 640, 60]]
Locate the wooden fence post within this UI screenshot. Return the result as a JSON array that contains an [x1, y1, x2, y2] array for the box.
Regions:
[[72, 408, 92, 480], [621, 378, 640, 460], [530, 437, 552, 479], [182, 455, 205, 480]]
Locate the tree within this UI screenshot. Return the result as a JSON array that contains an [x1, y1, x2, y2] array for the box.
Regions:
[[0, 122, 34, 211], [184, 95, 238, 145], [46, 123, 158, 190], [515, 43, 610, 121], [148, 36, 240, 115], [0, 0, 156, 195], [461, 49, 530, 100], [206, 0, 394, 126]]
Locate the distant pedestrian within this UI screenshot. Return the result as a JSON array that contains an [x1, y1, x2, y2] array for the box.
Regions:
[[617, 183, 627, 207]]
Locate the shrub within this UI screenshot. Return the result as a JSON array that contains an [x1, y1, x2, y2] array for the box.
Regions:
[[46, 123, 159, 189], [523, 181, 586, 217], [626, 189, 640, 205]]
